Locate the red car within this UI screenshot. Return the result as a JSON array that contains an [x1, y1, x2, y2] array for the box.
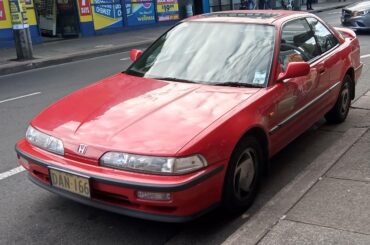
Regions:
[[16, 10, 362, 222]]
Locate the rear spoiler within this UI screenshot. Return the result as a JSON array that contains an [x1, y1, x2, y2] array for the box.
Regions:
[[334, 27, 357, 39]]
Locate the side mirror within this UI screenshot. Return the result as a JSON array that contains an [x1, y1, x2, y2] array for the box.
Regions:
[[277, 62, 310, 82], [130, 49, 143, 62]]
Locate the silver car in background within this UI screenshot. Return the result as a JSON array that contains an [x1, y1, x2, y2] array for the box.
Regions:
[[341, 1, 370, 30]]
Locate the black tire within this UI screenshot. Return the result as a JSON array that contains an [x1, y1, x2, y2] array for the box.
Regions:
[[325, 75, 352, 124], [222, 136, 262, 213]]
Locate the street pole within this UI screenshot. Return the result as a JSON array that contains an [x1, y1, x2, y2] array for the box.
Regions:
[[9, 0, 33, 60]]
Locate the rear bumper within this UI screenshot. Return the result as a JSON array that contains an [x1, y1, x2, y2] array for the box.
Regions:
[[15, 140, 225, 222]]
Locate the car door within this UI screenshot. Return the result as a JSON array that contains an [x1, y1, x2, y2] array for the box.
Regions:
[[268, 18, 324, 155], [306, 17, 342, 115]]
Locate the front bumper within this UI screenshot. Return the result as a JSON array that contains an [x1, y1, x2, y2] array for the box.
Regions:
[[341, 15, 370, 30], [16, 139, 225, 222]]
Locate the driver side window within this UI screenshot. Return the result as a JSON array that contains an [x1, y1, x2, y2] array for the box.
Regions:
[[280, 19, 320, 71], [306, 17, 338, 53]]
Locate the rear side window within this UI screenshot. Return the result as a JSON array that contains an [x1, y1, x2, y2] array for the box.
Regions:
[[279, 19, 320, 70], [307, 17, 338, 53]]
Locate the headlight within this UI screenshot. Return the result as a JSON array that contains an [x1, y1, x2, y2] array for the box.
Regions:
[[352, 10, 369, 16], [100, 152, 207, 175], [26, 126, 64, 155]]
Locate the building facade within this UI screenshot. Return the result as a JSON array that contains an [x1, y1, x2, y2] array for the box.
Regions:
[[208, 0, 307, 11], [0, 0, 308, 49], [0, 0, 211, 48]]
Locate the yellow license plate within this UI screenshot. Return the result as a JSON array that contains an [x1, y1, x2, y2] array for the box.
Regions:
[[49, 168, 91, 198]]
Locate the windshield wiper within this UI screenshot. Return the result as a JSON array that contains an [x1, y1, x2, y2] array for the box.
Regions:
[[125, 69, 144, 77], [152, 77, 198, 84], [213, 82, 263, 88]]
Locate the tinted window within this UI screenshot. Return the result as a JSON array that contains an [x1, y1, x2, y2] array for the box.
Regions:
[[307, 17, 338, 53], [280, 19, 320, 70]]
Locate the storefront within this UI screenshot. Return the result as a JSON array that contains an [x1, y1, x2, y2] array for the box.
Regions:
[[207, 0, 308, 11], [34, 0, 81, 38], [1, 0, 203, 48], [208, 0, 241, 11], [0, 0, 42, 48]]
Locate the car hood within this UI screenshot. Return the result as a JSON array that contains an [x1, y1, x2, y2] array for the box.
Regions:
[[344, 1, 370, 11], [32, 73, 258, 157]]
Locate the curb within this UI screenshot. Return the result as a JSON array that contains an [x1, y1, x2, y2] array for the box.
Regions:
[[222, 127, 368, 245], [309, 3, 348, 13], [0, 39, 154, 76]]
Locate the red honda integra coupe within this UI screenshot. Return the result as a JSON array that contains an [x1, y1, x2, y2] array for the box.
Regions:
[[16, 11, 362, 222]]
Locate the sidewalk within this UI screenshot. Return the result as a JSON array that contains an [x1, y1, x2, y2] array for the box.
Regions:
[[306, 0, 357, 13], [0, 0, 357, 76], [0, 25, 172, 76], [223, 92, 370, 244]]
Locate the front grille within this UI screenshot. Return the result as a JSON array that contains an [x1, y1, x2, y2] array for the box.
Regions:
[[342, 9, 352, 17], [32, 170, 50, 184], [64, 152, 98, 165], [92, 190, 138, 207]]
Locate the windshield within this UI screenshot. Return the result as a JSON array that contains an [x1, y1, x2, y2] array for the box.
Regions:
[[126, 22, 276, 87]]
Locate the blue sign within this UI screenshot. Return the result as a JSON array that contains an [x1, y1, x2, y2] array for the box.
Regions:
[[94, 0, 122, 19], [126, 1, 155, 26]]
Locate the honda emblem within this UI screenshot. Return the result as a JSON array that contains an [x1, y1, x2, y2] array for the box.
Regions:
[[77, 144, 88, 155]]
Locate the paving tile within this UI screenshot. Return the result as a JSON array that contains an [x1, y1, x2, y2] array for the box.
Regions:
[[259, 220, 370, 245], [327, 131, 370, 182], [321, 108, 370, 132], [352, 95, 370, 110], [287, 178, 370, 235]]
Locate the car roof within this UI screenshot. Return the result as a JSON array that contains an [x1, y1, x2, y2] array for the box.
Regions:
[[186, 10, 313, 26]]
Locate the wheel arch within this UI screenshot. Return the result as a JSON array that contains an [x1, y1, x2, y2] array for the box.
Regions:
[[221, 126, 270, 211], [233, 126, 270, 173]]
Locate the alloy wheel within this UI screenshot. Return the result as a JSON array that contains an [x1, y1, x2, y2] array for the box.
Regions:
[[233, 148, 256, 201]]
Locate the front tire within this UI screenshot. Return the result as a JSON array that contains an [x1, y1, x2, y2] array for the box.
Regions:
[[222, 136, 262, 213], [325, 75, 352, 124]]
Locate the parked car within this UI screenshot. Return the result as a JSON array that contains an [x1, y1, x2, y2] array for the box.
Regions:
[[341, 1, 370, 30], [16, 10, 363, 222]]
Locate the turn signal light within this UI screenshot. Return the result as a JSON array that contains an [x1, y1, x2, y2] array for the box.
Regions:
[[18, 155, 29, 167]]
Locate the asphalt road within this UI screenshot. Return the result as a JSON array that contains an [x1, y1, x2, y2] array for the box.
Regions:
[[0, 10, 369, 245]]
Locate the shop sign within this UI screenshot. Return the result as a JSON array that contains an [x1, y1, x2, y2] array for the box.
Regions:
[[79, 0, 91, 16], [9, 0, 29, 29], [0, 0, 6, 21], [126, 0, 155, 26], [94, 0, 122, 19], [156, 0, 179, 21], [92, 0, 123, 31]]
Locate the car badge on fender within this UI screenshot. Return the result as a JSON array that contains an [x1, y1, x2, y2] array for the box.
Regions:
[[77, 144, 88, 155]]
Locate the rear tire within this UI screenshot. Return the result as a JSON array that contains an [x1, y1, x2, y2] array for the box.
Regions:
[[222, 136, 262, 213], [325, 75, 352, 124]]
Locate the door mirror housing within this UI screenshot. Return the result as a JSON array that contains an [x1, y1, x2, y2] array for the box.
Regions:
[[277, 62, 310, 82], [130, 49, 143, 62]]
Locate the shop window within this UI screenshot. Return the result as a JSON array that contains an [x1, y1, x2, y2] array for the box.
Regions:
[[35, 0, 80, 37], [210, 0, 233, 12], [233, 0, 241, 9]]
